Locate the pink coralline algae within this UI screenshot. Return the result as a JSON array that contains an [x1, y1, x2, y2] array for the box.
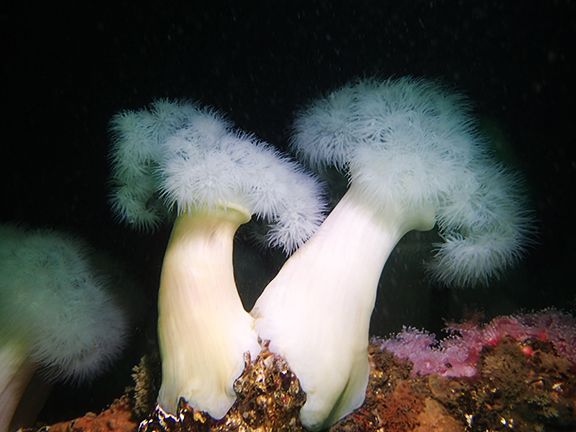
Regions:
[[378, 309, 576, 378]]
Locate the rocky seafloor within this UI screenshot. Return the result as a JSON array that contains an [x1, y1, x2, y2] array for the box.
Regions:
[[23, 310, 576, 432]]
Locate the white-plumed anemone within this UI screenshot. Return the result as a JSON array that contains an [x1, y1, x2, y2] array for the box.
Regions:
[[109, 100, 324, 252], [294, 77, 480, 214], [252, 76, 533, 430], [107, 100, 325, 418], [290, 76, 532, 283], [108, 99, 208, 231], [18, 232, 126, 382], [431, 159, 533, 286], [160, 121, 325, 253], [0, 226, 127, 381], [0, 224, 127, 432]]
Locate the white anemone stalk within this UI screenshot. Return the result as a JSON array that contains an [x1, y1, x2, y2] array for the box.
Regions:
[[252, 77, 533, 430], [108, 100, 325, 418], [0, 224, 127, 432]]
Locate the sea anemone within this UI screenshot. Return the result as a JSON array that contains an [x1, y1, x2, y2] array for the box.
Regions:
[[0, 224, 127, 432], [251, 77, 534, 430], [108, 100, 325, 418]]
